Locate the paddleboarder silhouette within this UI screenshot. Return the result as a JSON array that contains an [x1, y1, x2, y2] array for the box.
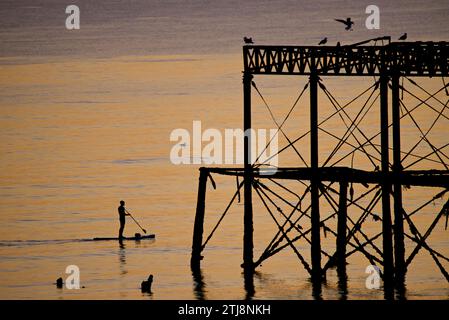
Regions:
[[118, 200, 130, 239]]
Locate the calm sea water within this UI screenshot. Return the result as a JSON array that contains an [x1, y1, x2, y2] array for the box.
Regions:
[[0, 0, 449, 299]]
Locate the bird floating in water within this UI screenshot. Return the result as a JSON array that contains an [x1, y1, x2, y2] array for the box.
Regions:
[[398, 33, 407, 40], [243, 37, 254, 44], [335, 17, 354, 31], [141, 274, 153, 293], [56, 277, 63, 288], [318, 37, 327, 45]]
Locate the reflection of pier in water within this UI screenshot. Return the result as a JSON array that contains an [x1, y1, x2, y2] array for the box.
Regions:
[[191, 38, 449, 299]]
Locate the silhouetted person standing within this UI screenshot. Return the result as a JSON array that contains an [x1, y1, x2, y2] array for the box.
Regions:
[[118, 200, 130, 239]]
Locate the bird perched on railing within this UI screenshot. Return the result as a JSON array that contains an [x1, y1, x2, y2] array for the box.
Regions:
[[335, 17, 354, 31], [243, 37, 254, 44], [398, 33, 407, 40], [318, 37, 327, 45]]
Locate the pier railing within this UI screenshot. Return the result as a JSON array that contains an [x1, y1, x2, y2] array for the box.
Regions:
[[244, 42, 449, 76]]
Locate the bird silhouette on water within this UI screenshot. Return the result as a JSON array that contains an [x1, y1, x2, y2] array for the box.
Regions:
[[398, 33, 407, 40], [335, 17, 354, 30], [141, 274, 153, 293], [243, 37, 254, 44], [55, 277, 63, 288], [318, 37, 327, 45]]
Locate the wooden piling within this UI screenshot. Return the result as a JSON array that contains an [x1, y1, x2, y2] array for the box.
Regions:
[[191, 167, 208, 268]]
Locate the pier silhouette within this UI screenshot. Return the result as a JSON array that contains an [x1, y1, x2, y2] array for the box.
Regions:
[[191, 37, 449, 299]]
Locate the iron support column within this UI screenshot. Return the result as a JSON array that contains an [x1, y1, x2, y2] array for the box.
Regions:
[[380, 75, 394, 293], [310, 73, 322, 283], [243, 72, 254, 273], [392, 73, 406, 284]]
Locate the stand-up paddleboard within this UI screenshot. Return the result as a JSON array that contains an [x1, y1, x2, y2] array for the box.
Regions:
[[93, 233, 155, 241]]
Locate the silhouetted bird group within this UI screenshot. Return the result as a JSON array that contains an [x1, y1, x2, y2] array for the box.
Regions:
[[314, 17, 408, 46], [245, 20, 408, 49]]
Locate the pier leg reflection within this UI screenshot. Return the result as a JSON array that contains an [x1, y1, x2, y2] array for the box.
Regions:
[[244, 269, 255, 300], [311, 277, 323, 300], [395, 279, 407, 300], [191, 264, 207, 300], [337, 264, 348, 300]]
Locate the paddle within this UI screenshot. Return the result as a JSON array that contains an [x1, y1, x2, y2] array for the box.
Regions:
[[125, 209, 147, 234]]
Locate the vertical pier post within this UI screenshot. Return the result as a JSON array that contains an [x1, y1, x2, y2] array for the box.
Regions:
[[337, 180, 348, 269], [310, 72, 322, 283], [191, 167, 208, 268], [380, 75, 394, 293], [243, 71, 254, 274], [392, 73, 406, 284]]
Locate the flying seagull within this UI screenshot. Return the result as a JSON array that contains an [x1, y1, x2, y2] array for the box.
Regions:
[[318, 37, 327, 45], [335, 17, 354, 31], [243, 37, 254, 44], [398, 33, 407, 40]]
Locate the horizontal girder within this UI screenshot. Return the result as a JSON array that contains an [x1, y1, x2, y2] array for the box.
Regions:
[[203, 167, 449, 188]]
